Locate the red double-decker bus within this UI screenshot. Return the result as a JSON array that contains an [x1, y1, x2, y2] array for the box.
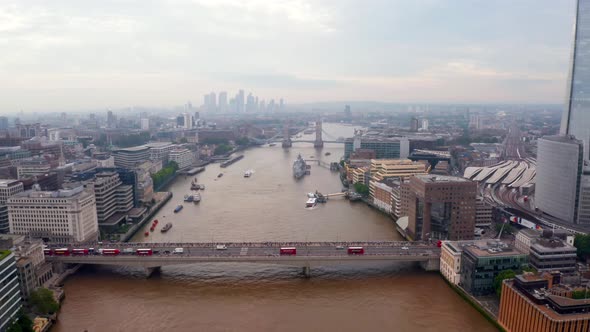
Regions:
[[436, 240, 442, 248], [72, 248, 89, 256], [54, 248, 70, 256], [101, 249, 120, 256], [136, 248, 153, 256], [279, 247, 296, 255], [347, 247, 364, 255], [43, 249, 53, 256]]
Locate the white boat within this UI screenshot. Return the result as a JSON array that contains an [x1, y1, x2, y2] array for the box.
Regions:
[[191, 193, 201, 203], [244, 170, 253, 178], [306, 197, 317, 208]]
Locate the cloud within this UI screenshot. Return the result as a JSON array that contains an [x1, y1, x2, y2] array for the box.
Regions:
[[0, 0, 575, 111]]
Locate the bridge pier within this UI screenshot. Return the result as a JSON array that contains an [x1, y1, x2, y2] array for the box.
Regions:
[[302, 264, 311, 278], [419, 258, 440, 272], [145, 266, 161, 278]]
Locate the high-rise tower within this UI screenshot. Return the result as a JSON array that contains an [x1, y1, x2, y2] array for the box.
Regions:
[[562, 0, 590, 160]]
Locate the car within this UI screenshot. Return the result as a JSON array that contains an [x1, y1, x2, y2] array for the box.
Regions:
[[335, 245, 345, 250], [215, 245, 227, 250], [401, 246, 409, 250], [173, 248, 184, 254]]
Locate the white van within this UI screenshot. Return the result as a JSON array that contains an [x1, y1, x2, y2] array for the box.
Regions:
[[215, 245, 227, 250], [173, 248, 184, 254]]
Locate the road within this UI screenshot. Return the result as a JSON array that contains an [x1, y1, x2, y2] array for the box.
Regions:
[[46, 242, 440, 258]]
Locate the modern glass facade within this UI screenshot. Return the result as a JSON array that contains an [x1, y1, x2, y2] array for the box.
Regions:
[[536, 136, 584, 223], [344, 137, 409, 159], [0, 251, 22, 332], [562, 0, 590, 160]]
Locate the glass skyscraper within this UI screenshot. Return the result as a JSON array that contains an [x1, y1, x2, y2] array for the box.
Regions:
[[562, 0, 590, 160]]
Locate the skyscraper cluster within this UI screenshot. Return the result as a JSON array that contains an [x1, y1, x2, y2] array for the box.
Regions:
[[202, 90, 284, 113]]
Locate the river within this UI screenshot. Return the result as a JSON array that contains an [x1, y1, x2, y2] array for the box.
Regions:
[[53, 123, 496, 332]]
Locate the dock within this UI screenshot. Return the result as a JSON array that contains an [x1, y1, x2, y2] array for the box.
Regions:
[[180, 167, 205, 175], [220, 155, 244, 168]]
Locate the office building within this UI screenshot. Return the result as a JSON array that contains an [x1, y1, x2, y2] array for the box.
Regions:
[[0, 117, 8, 130], [344, 136, 410, 159], [17, 158, 52, 179], [7, 186, 99, 243], [0, 250, 22, 332], [529, 237, 577, 273], [112, 146, 150, 169], [536, 135, 586, 223], [370, 159, 428, 182], [237, 90, 245, 113], [0, 235, 53, 299], [372, 180, 395, 214], [460, 241, 527, 296], [218, 92, 227, 112], [499, 272, 590, 332], [86, 172, 133, 227], [0, 180, 24, 234], [144, 142, 176, 162], [562, 0, 590, 160], [515, 228, 542, 254], [140, 118, 150, 130], [410, 117, 419, 131], [183, 113, 193, 129], [440, 240, 467, 285], [107, 111, 116, 128], [405, 175, 477, 241], [209, 92, 216, 111], [169, 148, 194, 170], [475, 197, 492, 227], [421, 118, 429, 131]]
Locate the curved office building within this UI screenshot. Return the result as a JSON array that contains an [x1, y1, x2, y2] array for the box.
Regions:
[[536, 136, 583, 223]]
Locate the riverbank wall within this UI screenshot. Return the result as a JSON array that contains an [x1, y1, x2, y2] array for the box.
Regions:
[[441, 276, 505, 332], [120, 192, 173, 242]]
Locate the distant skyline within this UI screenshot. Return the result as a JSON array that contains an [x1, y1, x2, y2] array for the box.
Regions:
[[0, 0, 576, 112]]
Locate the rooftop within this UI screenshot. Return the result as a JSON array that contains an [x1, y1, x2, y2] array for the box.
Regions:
[[113, 146, 149, 152], [143, 142, 175, 149], [541, 135, 583, 145], [0, 179, 21, 187], [415, 174, 470, 183], [462, 240, 523, 257]]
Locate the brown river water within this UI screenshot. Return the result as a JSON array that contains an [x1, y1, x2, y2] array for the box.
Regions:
[[53, 123, 496, 332]]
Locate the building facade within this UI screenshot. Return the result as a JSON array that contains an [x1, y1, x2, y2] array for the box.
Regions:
[[515, 229, 542, 254], [7, 186, 99, 243], [344, 136, 410, 159], [562, 0, 590, 160], [169, 148, 194, 170], [529, 238, 577, 273], [499, 272, 590, 332], [535, 136, 585, 223], [0, 251, 22, 332], [371, 181, 394, 214], [475, 197, 492, 227], [86, 172, 133, 227], [460, 243, 527, 296], [112, 146, 150, 169], [0, 180, 23, 234], [405, 175, 477, 241]]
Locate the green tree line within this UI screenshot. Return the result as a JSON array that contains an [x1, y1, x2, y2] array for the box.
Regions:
[[151, 161, 179, 189]]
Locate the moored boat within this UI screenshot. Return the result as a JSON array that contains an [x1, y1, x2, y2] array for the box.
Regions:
[[293, 154, 308, 179], [306, 197, 317, 208], [174, 205, 183, 213], [161, 223, 173, 233], [184, 194, 194, 202], [144, 231, 149, 237]]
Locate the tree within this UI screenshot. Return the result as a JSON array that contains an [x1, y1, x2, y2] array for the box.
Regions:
[[572, 290, 590, 299], [235, 137, 250, 146], [574, 234, 590, 261], [214, 144, 232, 156], [493, 269, 516, 297], [7, 313, 33, 332], [29, 288, 59, 315], [353, 183, 370, 196]]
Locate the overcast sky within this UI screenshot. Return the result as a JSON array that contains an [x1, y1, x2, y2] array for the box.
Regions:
[[0, 0, 576, 112]]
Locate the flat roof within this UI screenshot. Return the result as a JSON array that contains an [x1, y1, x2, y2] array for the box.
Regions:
[[0, 179, 21, 187], [415, 174, 470, 183]]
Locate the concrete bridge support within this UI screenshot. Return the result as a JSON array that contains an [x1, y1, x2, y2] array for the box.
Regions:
[[145, 266, 161, 278], [302, 264, 311, 278], [419, 258, 440, 272]]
